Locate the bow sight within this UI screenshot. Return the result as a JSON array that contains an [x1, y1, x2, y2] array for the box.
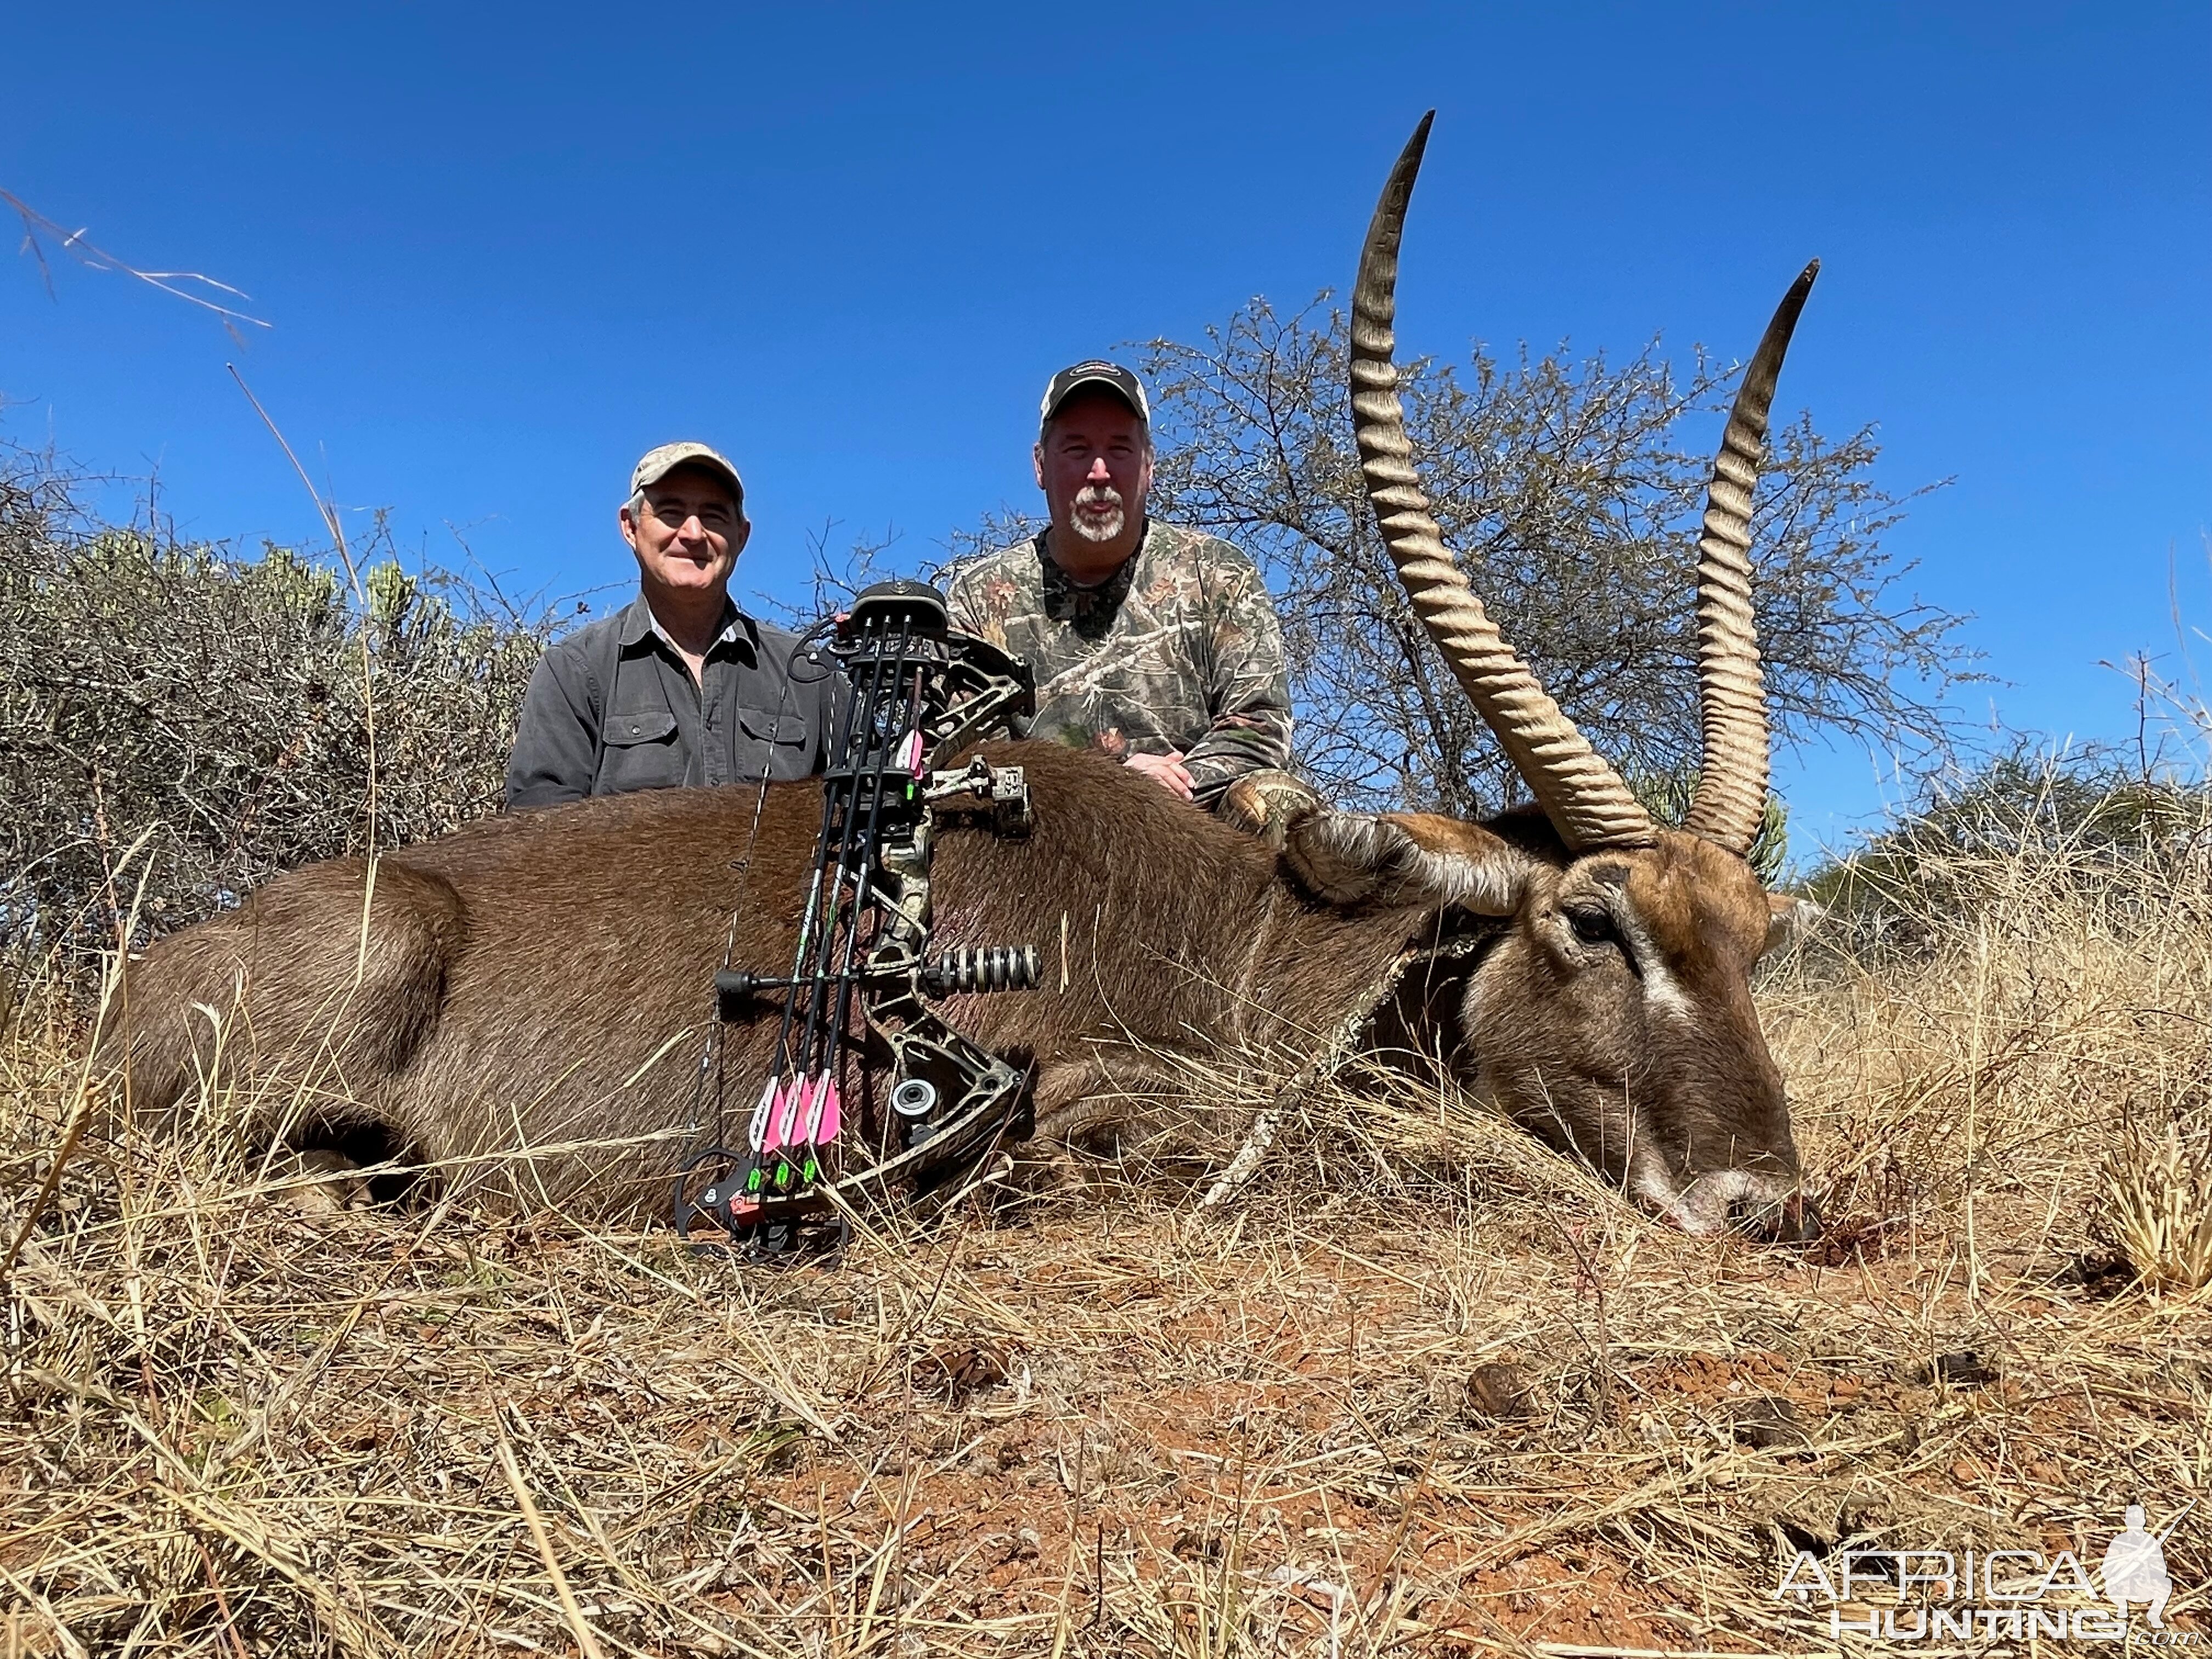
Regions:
[[672, 580, 1043, 1255]]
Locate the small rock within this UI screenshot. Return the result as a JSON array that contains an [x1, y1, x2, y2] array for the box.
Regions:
[[918, 1340, 1010, 1403], [1929, 1350, 1999, 1387], [1731, 1396, 1809, 1449], [2064, 1250, 2138, 1300], [1467, 1360, 1535, 1420], [1172, 1528, 1224, 1561]]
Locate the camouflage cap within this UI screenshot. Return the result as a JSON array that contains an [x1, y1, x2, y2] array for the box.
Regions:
[[629, 441, 744, 506], [1039, 360, 1149, 436]]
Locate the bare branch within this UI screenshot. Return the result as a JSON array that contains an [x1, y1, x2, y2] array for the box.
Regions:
[[1135, 294, 1979, 816], [2, 188, 271, 332]]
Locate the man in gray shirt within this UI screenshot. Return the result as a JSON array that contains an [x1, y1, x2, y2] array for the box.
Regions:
[[504, 442, 843, 809]]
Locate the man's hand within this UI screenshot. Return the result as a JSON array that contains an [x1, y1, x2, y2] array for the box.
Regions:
[[1125, 749, 1195, 801]]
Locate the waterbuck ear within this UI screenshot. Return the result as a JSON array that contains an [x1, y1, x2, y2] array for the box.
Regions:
[[1282, 810, 1530, 915], [1763, 891, 1826, 957]]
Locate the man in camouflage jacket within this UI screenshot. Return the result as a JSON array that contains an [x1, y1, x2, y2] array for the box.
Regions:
[[946, 360, 1301, 825]]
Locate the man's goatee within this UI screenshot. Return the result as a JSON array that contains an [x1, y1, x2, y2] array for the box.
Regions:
[[1071, 485, 1125, 545]]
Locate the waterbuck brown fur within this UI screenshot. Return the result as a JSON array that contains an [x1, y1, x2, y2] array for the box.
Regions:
[[100, 742, 1811, 1233]]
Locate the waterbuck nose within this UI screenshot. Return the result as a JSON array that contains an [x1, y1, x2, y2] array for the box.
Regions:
[[1728, 1190, 1822, 1245]]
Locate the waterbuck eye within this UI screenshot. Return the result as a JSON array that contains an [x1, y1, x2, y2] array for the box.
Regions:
[[1566, 907, 1616, 946]]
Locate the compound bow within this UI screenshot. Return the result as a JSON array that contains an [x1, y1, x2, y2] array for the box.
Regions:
[[672, 580, 1042, 1255]]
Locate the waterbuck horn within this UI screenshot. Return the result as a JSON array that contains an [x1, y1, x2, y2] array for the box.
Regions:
[[1350, 113, 1655, 851], [1679, 261, 1818, 855]]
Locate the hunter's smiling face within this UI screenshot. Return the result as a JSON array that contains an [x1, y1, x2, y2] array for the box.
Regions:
[[620, 464, 749, 599]]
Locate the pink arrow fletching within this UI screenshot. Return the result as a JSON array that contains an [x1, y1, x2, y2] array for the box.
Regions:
[[746, 1075, 780, 1153], [762, 1077, 798, 1153], [806, 1076, 842, 1146], [774, 1075, 814, 1151]]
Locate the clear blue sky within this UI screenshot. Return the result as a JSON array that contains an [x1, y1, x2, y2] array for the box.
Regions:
[[5, 2, 2206, 851]]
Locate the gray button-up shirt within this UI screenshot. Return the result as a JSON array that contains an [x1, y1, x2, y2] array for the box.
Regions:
[[504, 596, 844, 810]]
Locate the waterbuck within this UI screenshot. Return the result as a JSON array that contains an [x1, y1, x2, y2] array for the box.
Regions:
[[99, 116, 1821, 1239]]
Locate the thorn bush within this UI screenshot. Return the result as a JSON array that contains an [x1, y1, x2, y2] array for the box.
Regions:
[[0, 454, 558, 983]]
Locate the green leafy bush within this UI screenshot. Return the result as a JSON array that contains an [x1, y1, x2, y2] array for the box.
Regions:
[[1801, 746, 2212, 960], [0, 455, 556, 980]]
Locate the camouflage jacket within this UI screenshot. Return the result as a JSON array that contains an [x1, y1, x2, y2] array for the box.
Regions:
[[945, 521, 1293, 805]]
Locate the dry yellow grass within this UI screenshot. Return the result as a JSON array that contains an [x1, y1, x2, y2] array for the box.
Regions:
[[4, 799, 2209, 1656]]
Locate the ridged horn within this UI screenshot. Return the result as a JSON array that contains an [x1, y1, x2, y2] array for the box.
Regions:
[[1350, 114, 1655, 851], [1679, 261, 1818, 855]]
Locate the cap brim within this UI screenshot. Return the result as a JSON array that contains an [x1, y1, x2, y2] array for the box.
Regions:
[[1042, 376, 1147, 423], [635, 454, 743, 501]]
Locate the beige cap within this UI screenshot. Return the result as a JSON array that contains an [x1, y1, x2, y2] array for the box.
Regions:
[[629, 441, 744, 505]]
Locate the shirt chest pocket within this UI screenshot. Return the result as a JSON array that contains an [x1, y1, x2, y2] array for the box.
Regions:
[[735, 701, 812, 782], [595, 707, 684, 794]]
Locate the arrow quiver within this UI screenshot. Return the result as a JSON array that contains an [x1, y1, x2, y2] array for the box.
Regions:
[[672, 580, 1042, 1256]]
